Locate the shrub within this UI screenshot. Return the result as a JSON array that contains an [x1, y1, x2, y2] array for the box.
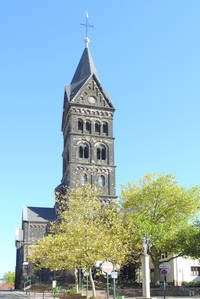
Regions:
[[182, 281, 188, 286], [57, 292, 85, 299], [69, 289, 77, 294], [30, 283, 51, 292], [182, 281, 200, 287]]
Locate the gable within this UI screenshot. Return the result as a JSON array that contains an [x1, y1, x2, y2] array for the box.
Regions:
[[70, 75, 114, 109]]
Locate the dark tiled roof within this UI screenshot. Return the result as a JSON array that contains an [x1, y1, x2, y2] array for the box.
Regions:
[[63, 46, 114, 109], [23, 206, 56, 223], [69, 47, 99, 101], [71, 47, 99, 85]]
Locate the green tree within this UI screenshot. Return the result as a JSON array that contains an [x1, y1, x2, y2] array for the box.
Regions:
[[30, 184, 131, 297], [3, 272, 15, 284], [174, 221, 200, 259], [120, 173, 200, 285]]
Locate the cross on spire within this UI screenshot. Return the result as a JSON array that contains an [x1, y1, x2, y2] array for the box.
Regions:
[[81, 12, 94, 47]]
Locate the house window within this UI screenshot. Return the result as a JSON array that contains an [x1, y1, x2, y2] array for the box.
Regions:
[[95, 122, 101, 134], [161, 252, 168, 259], [191, 267, 200, 276], [78, 119, 83, 132], [86, 121, 91, 134], [99, 175, 105, 187], [96, 145, 106, 161], [81, 174, 87, 185], [103, 122, 108, 135], [79, 144, 89, 159]]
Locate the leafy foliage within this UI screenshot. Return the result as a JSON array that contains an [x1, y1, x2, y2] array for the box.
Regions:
[[120, 173, 200, 284], [175, 221, 200, 259], [3, 271, 15, 284], [30, 184, 133, 296]]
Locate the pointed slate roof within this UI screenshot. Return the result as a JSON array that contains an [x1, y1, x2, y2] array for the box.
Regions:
[[67, 47, 100, 101], [71, 47, 99, 85], [23, 206, 57, 223]]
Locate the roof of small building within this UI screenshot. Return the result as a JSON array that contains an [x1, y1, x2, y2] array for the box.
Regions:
[[22, 206, 57, 223]]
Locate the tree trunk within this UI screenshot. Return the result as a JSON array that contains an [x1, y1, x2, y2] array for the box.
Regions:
[[74, 268, 79, 293], [89, 268, 96, 298], [152, 261, 161, 286]]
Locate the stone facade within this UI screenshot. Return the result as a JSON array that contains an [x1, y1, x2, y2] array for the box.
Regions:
[[61, 76, 116, 203], [15, 207, 56, 288], [15, 44, 116, 288]]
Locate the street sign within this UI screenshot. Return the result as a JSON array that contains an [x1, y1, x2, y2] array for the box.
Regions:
[[111, 271, 118, 279], [102, 261, 113, 274], [52, 280, 57, 288], [160, 269, 168, 276], [83, 270, 89, 277], [96, 261, 102, 268], [113, 263, 120, 271], [159, 264, 170, 270]]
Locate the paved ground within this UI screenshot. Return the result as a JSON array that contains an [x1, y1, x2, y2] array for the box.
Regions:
[[0, 291, 28, 298], [0, 291, 56, 298], [1, 291, 200, 299]]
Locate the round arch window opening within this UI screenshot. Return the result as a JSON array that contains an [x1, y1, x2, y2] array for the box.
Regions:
[[99, 175, 105, 187], [81, 174, 87, 185]]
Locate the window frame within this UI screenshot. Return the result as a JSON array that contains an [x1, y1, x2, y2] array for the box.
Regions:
[[79, 143, 89, 159], [78, 119, 83, 133], [96, 144, 107, 161], [99, 175, 105, 187], [95, 122, 101, 135], [81, 174, 87, 185], [103, 122, 108, 135]]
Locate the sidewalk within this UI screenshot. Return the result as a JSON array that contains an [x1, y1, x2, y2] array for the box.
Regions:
[[20, 291, 57, 298], [13, 290, 200, 299], [80, 288, 200, 299]]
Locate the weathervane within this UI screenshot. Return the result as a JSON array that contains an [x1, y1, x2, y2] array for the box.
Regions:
[[81, 12, 94, 47]]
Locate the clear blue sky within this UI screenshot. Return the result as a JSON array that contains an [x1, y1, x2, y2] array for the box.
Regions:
[[1, 0, 200, 277]]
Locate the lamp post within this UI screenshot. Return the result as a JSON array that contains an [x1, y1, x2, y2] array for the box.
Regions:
[[142, 237, 151, 299]]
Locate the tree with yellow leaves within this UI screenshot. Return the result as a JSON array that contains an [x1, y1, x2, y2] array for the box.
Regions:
[[30, 184, 134, 297]]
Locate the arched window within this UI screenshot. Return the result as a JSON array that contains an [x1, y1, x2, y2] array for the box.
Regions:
[[102, 147, 106, 160], [78, 119, 83, 133], [95, 122, 101, 134], [79, 144, 89, 159], [64, 136, 67, 147], [99, 175, 105, 187], [81, 174, 87, 185], [97, 148, 101, 160], [86, 121, 91, 134], [66, 151, 69, 162], [96, 144, 106, 161], [63, 160, 66, 173], [103, 122, 108, 135], [84, 146, 89, 158], [79, 146, 83, 158]]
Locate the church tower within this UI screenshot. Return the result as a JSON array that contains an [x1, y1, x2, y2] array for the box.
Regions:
[[15, 18, 117, 289], [60, 37, 116, 203]]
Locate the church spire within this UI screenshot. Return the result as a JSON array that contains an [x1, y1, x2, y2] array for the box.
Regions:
[[66, 14, 98, 101], [67, 46, 99, 101], [70, 46, 99, 86]]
